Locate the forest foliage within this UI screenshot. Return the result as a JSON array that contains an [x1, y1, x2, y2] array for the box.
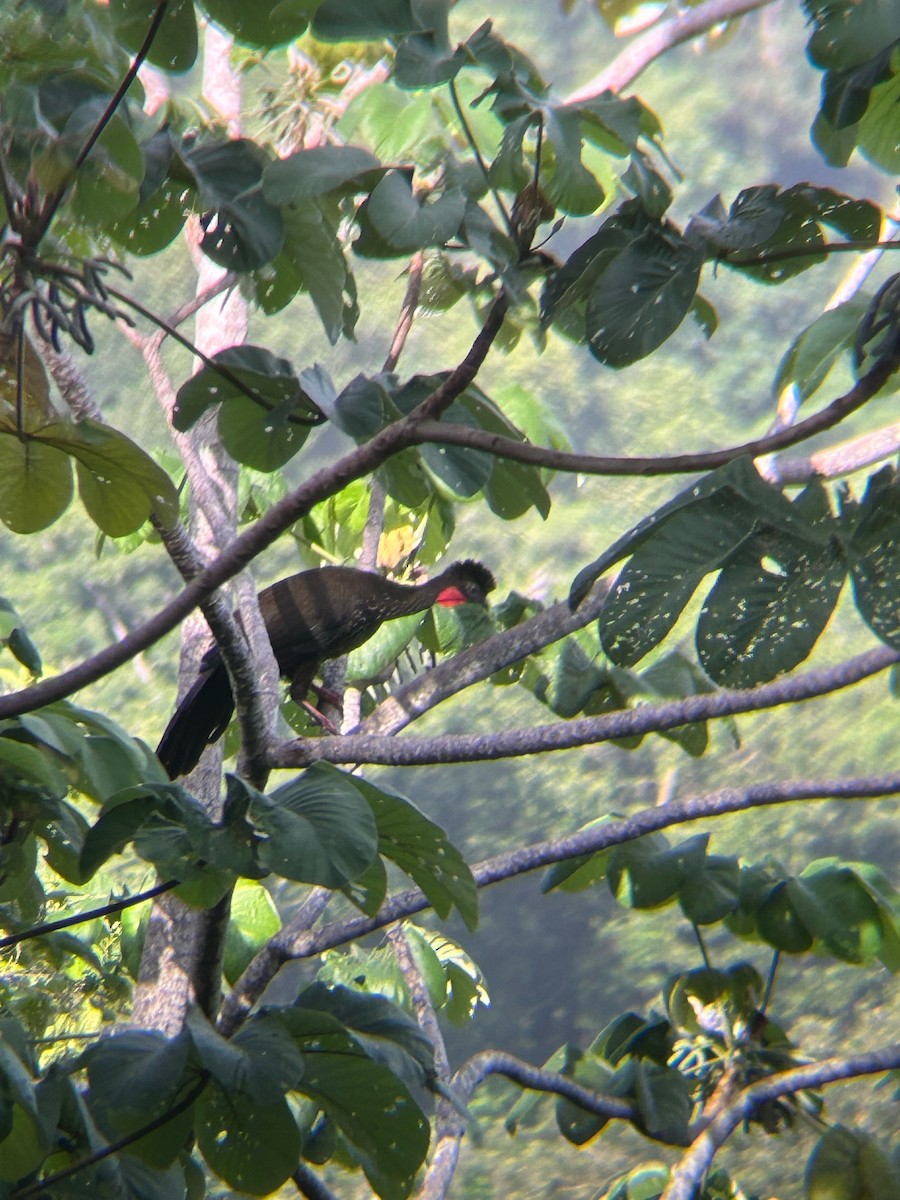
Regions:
[[1, 1, 900, 1199]]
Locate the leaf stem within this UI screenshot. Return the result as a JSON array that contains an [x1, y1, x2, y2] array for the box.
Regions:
[[31, 0, 172, 248], [448, 79, 513, 237]]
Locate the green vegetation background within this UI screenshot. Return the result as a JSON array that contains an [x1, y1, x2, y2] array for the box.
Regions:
[[3, 3, 898, 1196]]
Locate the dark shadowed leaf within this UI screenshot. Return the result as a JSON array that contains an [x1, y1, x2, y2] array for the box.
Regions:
[[196, 1084, 301, 1195], [109, 0, 198, 72], [349, 771, 479, 928], [252, 765, 378, 887], [845, 466, 900, 648], [263, 145, 381, 203], [313, 0, 418, 40], [202, 0, 311, 47], [608, 834, 709, 910], [586, 228, 703, 366]]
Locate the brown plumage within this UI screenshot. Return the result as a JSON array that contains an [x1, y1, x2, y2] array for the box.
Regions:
[[156, 560, 495, 778]]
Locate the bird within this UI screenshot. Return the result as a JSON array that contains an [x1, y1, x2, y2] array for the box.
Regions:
[[156, 559, 495, 778]]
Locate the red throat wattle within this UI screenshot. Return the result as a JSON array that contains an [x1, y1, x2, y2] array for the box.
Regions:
[[436, 586, 468, 607]]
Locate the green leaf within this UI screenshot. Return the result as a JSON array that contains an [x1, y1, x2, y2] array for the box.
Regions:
[[599, 497, 757, 666], [805, 0, 899, 70], [350, 771, 479, 929], [196, 1084, 301, 1196], [846, 466, 900, 647], [345, 611, 425, 682], [188, 1007, 303, 1105], [789, 860, 883, 963], [67, 110, 143, 224], [571, 455, 812, 608], [181, 138, 284, 271], [394, 29, 468, 89], [85, 1030, 190, 1145], [37, 420, 179, 535], [80, 795, 163, 878], [773, 296, 870, 402], [586, 228, 703, 367], [608, 834, 709, 910], [201, 0, 312, 48], [217, 394, 308, 471], [356, 170, 466, 255], [223, 879, 281, 985], [313, 0, 418, 40], [696, 524, 846, 688], [678, 855, 741, 925], [253, 765, 379, 887], [858, 67, 900, 172], [632, 1062, 692, 1145], [806, 1124, 900, 1200], [263, 145, 382, 203], [0, 435, 73, 533], [297, 982, 435, 1089], [755, 880, 815, 953], [281, 1008, 430, 1200], [174, 345, 318, 467], [0, 734, 68, 796], [542, 816, 621, 893], [109, 0, 198, 72], [556, 1052, 617, 1144], [541, 106, 605, 215]]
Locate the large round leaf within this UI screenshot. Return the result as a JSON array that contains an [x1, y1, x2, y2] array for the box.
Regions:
[[0, 435, 72, 533], [196, 1085, 301, 1196], [253, 766, 378, 887]]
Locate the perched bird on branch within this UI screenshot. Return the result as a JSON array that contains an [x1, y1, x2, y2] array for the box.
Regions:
[[156, 560, 495, 778]]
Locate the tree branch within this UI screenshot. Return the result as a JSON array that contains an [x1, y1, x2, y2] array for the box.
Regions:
[[410, 351, 899, 479], [772, 417, 900, 483], [451, 1049, 636, 1119], [0, 292, 509, 721], [565, 0, 776, 101], [356, 583, 609, 737], [216, 769, 900, 1031], [662, 1046, 900, 1200], [274, 643, 899, 768]]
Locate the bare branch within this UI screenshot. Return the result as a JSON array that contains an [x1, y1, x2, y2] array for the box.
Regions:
[[216, 770, 900, 1029], [663, 1046, 900, 1200], [422, 1042, 641, 1198], [772, 417, 900, 482], [410, 351, 900, 479], [383, 251, 425, 373], [275, 643, 899, 768], [565, 0, 776, 101], [452, 1049, 637, 1120]]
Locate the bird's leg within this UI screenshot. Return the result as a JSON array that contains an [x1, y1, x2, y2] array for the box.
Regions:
[[289, 668, 341, 735]]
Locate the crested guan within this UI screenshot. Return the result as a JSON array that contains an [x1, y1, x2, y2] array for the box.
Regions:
[[156, 559, 495, 778]]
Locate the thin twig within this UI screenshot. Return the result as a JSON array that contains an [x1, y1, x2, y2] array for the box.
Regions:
[[409, 349, 899, 478], [0, 879, 178, 952], [30, 0, 171, 247]]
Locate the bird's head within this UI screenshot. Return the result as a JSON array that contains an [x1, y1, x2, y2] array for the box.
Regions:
[[435, 560, 496, 608]]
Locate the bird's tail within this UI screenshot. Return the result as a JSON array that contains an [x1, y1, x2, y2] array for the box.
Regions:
[[156, 662, 234, 779]]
